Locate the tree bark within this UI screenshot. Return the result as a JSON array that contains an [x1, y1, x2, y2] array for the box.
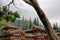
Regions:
[[23, 0, 59, 40]]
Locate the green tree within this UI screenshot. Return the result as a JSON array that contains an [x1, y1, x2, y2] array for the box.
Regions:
[[22, 19, 28, 30], [53, 23, 58, 30], [29, 18, 33, 29], [0, 6, 20, 22], [36, 18, 39, 26], [57, 27, 60, 33], [33, 18, 37, 25], [15, 17, 29, 30], [0, 6, 20, 33], [33, 18, 40, 26], [17, 20, 20, 27]]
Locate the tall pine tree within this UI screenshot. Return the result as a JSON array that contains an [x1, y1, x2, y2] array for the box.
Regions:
[[29, 18, 33, 29], [36, 17, 39, 26], [33, 18, 37, 25]]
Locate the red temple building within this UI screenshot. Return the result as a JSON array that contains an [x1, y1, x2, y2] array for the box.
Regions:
[[24, 25, 49, 40], [0, 25, 60, 40], [0, 26, 26, 40]]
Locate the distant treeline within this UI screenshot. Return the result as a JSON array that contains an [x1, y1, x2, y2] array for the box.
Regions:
[[14, 17, 43, 30]]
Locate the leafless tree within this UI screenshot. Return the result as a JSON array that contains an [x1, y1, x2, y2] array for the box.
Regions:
[[23, 0, 59, 40]]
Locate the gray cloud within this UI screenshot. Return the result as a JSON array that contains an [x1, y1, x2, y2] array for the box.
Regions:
[[0, 0, 60, 24], [37, 0, 60, 24]]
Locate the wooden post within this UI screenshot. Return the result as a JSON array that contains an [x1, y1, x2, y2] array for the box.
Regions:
[[23, 0, 59, 40]]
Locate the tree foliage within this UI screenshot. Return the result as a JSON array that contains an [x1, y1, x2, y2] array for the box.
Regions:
[[0, 6, 20, 22], [33, 18, 39, 26], [0, 6, 20, 33], [53, 23, 58, 30], [28, 18, 33, 29], [53, 23, 60, 33], [15, 17, 42, 30]]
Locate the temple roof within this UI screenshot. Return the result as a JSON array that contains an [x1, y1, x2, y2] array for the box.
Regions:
[[24, 25, 45, 33], [32, 25, 45, 30], [3, 26, 19, 30]]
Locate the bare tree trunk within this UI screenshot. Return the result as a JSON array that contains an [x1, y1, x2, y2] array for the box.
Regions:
[[23, 0, 59, 40]]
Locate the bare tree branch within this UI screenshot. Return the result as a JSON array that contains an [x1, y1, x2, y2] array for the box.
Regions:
[[13, 2, 27, 12], [23, 0, 32, 6], [1, 0, 28, 13], [6, 0, 14, 6], [13, 3, 21, 10]]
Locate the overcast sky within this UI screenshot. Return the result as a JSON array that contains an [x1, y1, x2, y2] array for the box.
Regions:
[[0, 0, 60, 25]]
